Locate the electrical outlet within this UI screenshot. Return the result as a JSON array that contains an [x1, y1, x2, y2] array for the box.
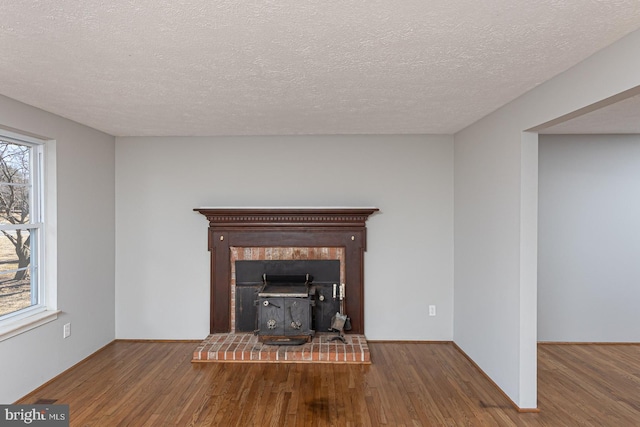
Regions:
[[428, 305, 436, 316], [63, 323, 71, 338]]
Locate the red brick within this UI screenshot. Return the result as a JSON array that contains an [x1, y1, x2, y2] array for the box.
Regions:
[[192, 333, 370, 364], [278, 347, 288, 361]]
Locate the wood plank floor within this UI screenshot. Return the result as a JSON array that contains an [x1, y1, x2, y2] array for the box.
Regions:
[[17, 341, 640, 426]]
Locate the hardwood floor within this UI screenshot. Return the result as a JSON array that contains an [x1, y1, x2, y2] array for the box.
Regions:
[[17, 341, 640, 426]]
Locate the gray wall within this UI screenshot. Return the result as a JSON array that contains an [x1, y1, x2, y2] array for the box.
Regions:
[[0, 95, 115, 403], [454, 28, 640, 408], [538, 134, 640, 342], [115, 135, 454, 341]]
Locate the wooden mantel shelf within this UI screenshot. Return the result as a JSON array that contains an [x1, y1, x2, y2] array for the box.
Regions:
[[194, 207, 379, 228], [194, 207, 379, 335]]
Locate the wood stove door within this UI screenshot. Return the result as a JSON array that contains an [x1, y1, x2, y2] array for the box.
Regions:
[[285, 298, 312, 335], [258, 297, 285, 336]]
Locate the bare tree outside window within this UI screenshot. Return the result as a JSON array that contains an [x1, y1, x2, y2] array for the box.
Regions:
[[0, 141, 33, 316]]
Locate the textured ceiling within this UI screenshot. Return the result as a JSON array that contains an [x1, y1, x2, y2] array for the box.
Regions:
[[1, 1, 640, 137]]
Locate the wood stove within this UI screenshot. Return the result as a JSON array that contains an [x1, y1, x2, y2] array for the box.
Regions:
[[235, 260, 343, 344], [257, 274, 315, 344]]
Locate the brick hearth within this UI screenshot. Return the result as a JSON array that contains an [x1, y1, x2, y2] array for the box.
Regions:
[[192, 333, 370, 364]]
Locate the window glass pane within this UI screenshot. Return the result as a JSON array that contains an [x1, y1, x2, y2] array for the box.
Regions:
[[0, 271, 32, 316], [0, 184, 30, 225], [0, 141, 30, 184], [0, 229, 33, 317], [0, 141, 31, 226]]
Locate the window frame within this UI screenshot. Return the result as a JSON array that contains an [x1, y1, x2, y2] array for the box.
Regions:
[[0, 127, 57, 340]]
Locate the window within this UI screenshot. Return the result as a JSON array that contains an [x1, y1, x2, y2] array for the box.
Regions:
[[0, 132, 44, 322]]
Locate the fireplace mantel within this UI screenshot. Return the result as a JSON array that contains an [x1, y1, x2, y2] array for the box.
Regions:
[[195, 207, 378, 227], [194, 207, 379, 334]]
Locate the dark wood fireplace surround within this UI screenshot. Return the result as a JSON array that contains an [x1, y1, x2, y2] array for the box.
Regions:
[[194, 207, 378, 335]]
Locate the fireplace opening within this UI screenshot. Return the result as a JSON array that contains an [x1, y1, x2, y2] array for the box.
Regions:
[[235, 260, 341, 341]]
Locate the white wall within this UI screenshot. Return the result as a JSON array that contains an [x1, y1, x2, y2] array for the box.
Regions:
[[538, 134, 640, 342], [115, 135, 453, 341], [0, 95, 115, 403], [454, 28, 640, 409]]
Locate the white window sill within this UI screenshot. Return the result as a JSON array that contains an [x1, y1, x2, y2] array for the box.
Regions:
[[0, 310, 61, 342]]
